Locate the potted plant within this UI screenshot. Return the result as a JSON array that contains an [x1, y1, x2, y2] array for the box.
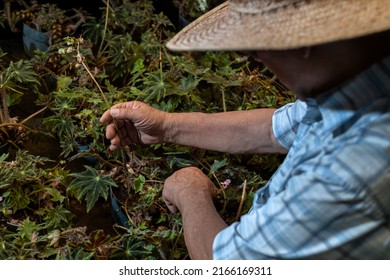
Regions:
[[0, 149, 123, 260], [0, 0, 294, 259], [0, 47, 45, 154], [41, 75, 108, 162], [5, 0, 86, 57]]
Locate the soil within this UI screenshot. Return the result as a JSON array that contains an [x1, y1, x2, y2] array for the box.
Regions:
[[1, 36, 116, 235]]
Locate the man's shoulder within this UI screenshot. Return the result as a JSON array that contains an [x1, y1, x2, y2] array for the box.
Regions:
[[327, 112, 390, 190]]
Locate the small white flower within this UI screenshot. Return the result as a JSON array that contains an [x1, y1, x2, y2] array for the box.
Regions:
[[66, 46, 75, 53], [58, 48, 66, 54], [220, 179, 232, 189]]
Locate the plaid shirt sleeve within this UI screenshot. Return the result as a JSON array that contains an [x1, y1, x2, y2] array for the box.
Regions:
[[272, 100, 306, 149], [213, 120, 390, 259], [213, 56, 390, 259]]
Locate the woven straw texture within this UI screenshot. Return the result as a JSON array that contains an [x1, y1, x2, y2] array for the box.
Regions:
[[166, 0, 390, 51]]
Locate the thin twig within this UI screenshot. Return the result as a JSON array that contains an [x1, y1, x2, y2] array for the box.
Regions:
[[98, 0, 110, 57], [235, 179, 247, 221], [77, 44, 111, 111], [0, 122, 30, 130], [172, 226, 183, 254], [163, 48, 174, 68], [159, 30, 163, 72], [20, 106, 47, 124], [124, 196, 136, 227], [1, 89, 10, 123], [221, 86, 227, 112]]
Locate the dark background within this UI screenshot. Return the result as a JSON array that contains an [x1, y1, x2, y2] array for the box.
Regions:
[[0, 0, 182, 37]]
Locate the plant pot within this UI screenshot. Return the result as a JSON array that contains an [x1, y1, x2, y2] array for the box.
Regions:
[[110, 188, 130, 228], [76, 142, 97, 164], [22, 24, 50, 57]]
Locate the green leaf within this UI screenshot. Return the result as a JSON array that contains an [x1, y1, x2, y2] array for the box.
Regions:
[[17, 218, 42, 241], [133, 174, 146, 193], [144, 71, 170, 102], [68, 166, 118, 212], [131, 57, 145, 74], [9, 60, 39, 84], [76, 109, 94, 119], [177, 74, 199, 94], [130, 86, 145, 97], [87, 98, 104, 105], [42, 205, 73, 229], [166, 155, 195, 169], [56, 76, 73, 91], [6, 185, 31, 212], [43, 114, 76, 136], [45, 187, 65, 203], [208, 158, 229, 176]]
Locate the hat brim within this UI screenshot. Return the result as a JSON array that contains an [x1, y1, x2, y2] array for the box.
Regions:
[[166, 1, 390, 51]]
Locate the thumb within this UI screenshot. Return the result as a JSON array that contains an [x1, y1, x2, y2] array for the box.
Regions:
[[109, 107, 140, 121], [109, 108, 123, 118], [109, 101, 144, 120]]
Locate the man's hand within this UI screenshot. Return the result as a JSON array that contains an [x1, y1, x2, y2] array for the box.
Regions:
[[162, 166, 227, 259], [162, 167, 217, 214], [100, 101, 168, 151]]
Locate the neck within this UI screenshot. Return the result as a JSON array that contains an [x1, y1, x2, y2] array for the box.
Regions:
[[252, 30, 390, 100], [296, 31, 390, 99]]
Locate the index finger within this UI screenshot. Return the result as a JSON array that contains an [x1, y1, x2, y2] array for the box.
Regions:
[[100, 109, 113, 124], [100, 102, 127, 124]]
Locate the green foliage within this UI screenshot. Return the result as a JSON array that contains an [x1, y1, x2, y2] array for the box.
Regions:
[[68, 166, 118, 213], [177, 0, 225, 21], [8, 2, 86, 38], [0, 0, 295, 260], [0, 151, 76, 259], [0, 59, 39, 117], [209, 158, 229, 176], [133, 174, 146, 193], [0, 56, 41, 150], [42, 76, 108, 158], [0, 151, 68, 214]]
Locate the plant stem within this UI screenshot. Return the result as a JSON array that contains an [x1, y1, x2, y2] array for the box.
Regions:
[[98, 0, 110, 57], [82, 62, 108, 105], [77, 41, 110, 108], [77, 39, 132, 193], [124, 196, 136, 227], [221, 86, 227, 112], [20, 106, 47, 125], [0, 122, 30, 130], [1, 88, 9, 123], [235, 180, 247, 221]]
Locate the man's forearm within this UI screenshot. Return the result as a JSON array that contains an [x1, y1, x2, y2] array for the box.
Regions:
[[164, 108, 287, 154], [162, 167, 227, 259], [180, 191, 227, 260]]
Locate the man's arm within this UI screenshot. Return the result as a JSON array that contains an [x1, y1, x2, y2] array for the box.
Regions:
[[165, 108, 287, 154], [101, 101, 288, 154], [180, 192, 227, 260], [163, 167, 227, 259]]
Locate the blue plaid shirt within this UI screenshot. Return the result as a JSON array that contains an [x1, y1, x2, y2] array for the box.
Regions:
[[213, 56, 390, 259]]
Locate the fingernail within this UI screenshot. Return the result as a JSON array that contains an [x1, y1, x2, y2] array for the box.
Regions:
[[110, 108, 119, 116]]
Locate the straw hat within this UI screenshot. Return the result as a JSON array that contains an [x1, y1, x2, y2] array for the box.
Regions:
[[166, 0, 390, 51]]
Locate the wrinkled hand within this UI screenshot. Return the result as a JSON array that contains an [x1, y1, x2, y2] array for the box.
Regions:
[[100, 101, 168, 151], [163, 167, 217, 214]]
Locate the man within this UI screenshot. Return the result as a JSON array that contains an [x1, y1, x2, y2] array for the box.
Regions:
[[100, 0, 390, 259]]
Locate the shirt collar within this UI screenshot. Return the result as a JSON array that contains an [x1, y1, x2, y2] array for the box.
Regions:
[[303, 55, 390, 132]]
